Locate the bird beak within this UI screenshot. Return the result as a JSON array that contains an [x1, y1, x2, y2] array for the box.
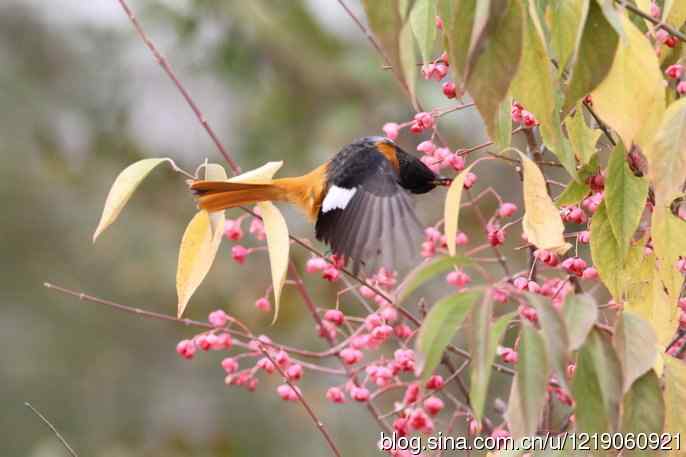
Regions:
[[432, 177, 453, 187]]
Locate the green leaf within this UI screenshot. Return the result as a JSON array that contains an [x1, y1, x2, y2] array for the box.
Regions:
[[505, 320, 549, 439], [613, 312, 658, 393], [493, 95, 513, 152], [594, 0, 626, 40], [604, 142, 649, 260], [464, 0, 524, 144], [93, 158, 169, 242], [440, 0, 477, 85], [362, 0, 417, 106], [410, 0, 438, 63], [572, 328, 623, 433], [470, 300, 515, 421], [528, 293, 571, 391], [563, 293, 598, 351], [664, 355, 686, 441], [591, 15, 665, 152], [511, 0, 577, 177], [556, 179, 591, 206], [415, 290, 479, 378], [563, 0, 619, 114], [396, 255, 471, 304], [648, 98, 686, 207], [590, 202, 624, 299], [620, 370, 665, 457], [564, 103, 601, 165], [547, 0, 588, 73]]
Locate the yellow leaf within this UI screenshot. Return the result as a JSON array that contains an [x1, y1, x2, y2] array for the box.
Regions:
[[227, 160, 290, 323], [664, 355, 686, 442], [258, 201, 290, 324], [176, 210, 225, 318], [625, 250, 679, 348], [651, 204, 686, 308], [444, 164, 475, 257], [518, 151, 571, 255], [93, 158, 169, 242], [591, 15, 665, 151], [227, 161, 283, 184], [648, 98, 686, 207]]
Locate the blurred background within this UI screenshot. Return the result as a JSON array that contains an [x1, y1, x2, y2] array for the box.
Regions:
[[0, 1, 540, 455]]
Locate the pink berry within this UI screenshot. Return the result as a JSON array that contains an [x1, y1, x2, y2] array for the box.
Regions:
[[656, 29, 670, 43], [221, 357, 239, 373], [666, 35, 678, 48], [403, 382, 420, 405], [208, 309, 229, 328], [511, 105, 523, 123], [176, 339, 196, 359], [286, 363, 303, 381], [491, 287, 509, 304], [650, 2, 661, 19], [322, 266, 341, 282], [513, 276, 529, 290], [195, 334, 211, 351], [521, 110, 537, 128], [527, 281, 541, 294], [487, 228, 505, 246], [394, 349, 416, 372], [231, 245, 250, 264], [326, 386, 345, 403], [224, 219, 243, 241], [414, 112, 434, 130], [442, 81, 457, 99], [257, 357, 276, 373], [446, 269, 471, 288], [379, 306, 398, 323], [578, 230, 591, 244], [582, 267, 599, 280], [498, 347, 519, 364], [249, 217, 266, 240], [350, 386, 370, 402], [382, 122, 400, 140], [417, 140, 437, 155], [408, 408, 433, 432], [446, 153, 465, 171], [340, 347, 363, 365], [435, 15, 444, 30], [667, 65, 684, 80], [277, 384, 300, 401], [677, 81, 686, 95], [455, 231, 469, 245], [463, 172, 477, 189], [426, 375, 445, 390], [468, 418, 480, 435], [498, 202, 518, 218], [306, 256, 328, 273], [424, 226, 442, 242], [518, 305, 539, 323], [274, 350, 290, 367], [424, 396, 445, 416], [255, 297, 271, 312], [371, 324, 393, 343], [394, 323, 412, 339], [324, 309, 345, 326], [213, 333, 232, 350]]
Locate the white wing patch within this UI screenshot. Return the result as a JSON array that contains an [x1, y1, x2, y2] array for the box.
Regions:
[[322, 185, 357, 213]]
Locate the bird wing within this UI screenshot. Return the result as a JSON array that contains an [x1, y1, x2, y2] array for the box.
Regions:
[[315, 151, 423, 275]]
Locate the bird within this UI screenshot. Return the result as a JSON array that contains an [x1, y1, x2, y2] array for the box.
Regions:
[[190, 136, 451, 274]]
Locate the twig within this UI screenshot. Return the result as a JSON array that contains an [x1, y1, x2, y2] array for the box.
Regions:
[[114, 0, 241, 174], [25, 402, 79, 457], [257, 345, 341, 457], [615, 0, 686, 43]]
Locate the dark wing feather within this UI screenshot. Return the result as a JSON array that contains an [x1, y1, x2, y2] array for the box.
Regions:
[[315, 151, 423, 274]]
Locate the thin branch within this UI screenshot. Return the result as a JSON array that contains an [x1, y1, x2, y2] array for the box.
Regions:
[[257, 345, 342, 457], [115, 0, 241, 174], [616, 0, 686, 43], [25, 402, 79, 457]]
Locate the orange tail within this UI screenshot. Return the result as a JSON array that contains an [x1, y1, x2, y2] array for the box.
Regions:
[[190, 164, 328, 219], [190, 181, 287, 212]]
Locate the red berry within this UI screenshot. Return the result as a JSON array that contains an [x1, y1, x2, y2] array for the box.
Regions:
[[442, 81, 457, 99]]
